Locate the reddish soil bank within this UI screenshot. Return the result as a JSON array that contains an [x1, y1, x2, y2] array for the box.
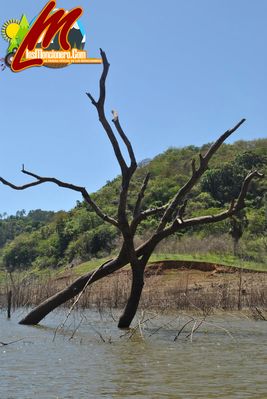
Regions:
[[145, 260, 247, 276]]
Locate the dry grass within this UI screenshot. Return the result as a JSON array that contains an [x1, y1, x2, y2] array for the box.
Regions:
[[0, 266, 266, 317]]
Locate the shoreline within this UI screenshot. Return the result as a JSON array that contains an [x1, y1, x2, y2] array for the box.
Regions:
[[1, 260, 266, 317]]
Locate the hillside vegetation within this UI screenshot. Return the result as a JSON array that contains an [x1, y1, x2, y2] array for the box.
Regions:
[[0, 138, 266, 272]]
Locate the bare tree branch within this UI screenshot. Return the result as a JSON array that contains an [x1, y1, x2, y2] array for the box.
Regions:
[[86, 49, 128, 175], [0, 177, 44, 191], [112, 110, 137, 171], [156, 118, 246, 232], [133, 173, 151, 217], [1, 169, 118, 227], [86, 50, 139, 231], [202, 118, 246, 163], [140, 205, 168, 218], [131, 204, 167, 233], [235, 171, 264, 210], [162, 170, 263, 236]]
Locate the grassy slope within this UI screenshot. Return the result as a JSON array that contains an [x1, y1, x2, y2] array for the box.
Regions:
[[73, 253, 267, 276]]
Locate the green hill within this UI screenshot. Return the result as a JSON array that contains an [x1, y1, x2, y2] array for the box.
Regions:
[[0, 138, 266, 272]]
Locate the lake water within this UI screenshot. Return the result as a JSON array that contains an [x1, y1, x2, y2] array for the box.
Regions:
[[0, 309, 267, 398]]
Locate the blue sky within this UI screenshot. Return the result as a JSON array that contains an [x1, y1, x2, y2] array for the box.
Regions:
[[1, 0, 267, 215]]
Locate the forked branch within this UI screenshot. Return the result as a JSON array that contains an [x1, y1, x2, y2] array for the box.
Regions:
[[161, 170, 264, 237], [86, 49, 129, 177], [156, 119, 246, 232], [112, 110, 137, 172], [86, 50, 138, 228]]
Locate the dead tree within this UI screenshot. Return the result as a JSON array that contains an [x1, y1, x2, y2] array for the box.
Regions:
[[0, 50, 263, 328]]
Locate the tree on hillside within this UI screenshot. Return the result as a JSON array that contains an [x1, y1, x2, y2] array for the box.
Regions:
[[0, 50, 264, 328]]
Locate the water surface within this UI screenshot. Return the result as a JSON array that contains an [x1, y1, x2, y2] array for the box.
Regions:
[[1, 309, 266, 398]]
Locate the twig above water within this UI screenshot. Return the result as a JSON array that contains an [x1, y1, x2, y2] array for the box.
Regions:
[[0, 338, 25, 346]]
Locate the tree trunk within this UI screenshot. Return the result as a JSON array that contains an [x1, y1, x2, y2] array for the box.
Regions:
[[233, 237, 239, 257], [118, 264, 145, 328], [18, 239, 157, 326]]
